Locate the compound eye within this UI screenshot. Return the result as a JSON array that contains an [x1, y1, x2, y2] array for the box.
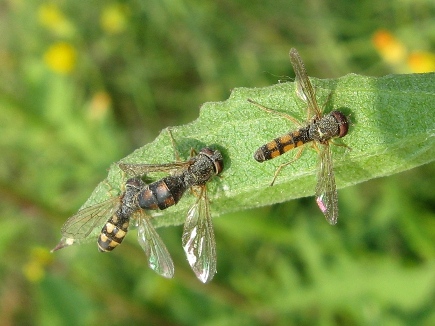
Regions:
[[330, 111, 349, 138]]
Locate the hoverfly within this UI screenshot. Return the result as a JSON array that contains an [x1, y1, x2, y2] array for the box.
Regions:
[[51, 177, 175, 278], [249, 48, 350, 225], [119, 147, 224, 283]]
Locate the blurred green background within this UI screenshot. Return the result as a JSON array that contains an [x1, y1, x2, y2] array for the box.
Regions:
[[1, 0, 435, 325]]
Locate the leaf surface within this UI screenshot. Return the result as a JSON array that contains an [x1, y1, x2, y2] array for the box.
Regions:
[[85, 72, 435, 227]]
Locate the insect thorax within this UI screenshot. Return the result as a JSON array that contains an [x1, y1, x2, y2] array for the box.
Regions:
[[120, 177, 145, 215], [309, 114, 341, 143], [183, 162, 215, 186]]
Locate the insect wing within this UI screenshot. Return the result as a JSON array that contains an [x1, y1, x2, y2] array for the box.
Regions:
[[136, 211, 174, 278], [289, 48, 322, 118], [315, 144, 339, 225], [182, 189, 217, 283], [119, 161, 190, 176], [52, 197, 121, 251]]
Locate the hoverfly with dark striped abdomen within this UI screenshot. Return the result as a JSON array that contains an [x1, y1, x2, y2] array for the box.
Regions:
[[119, 146, 224, 283], [51, 177, 175, 279], [249, 48, 350, 225]]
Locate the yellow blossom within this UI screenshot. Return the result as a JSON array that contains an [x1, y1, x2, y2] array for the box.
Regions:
[[87, 91, 112, 121], [372, 30, 407, 65], [100, 4, 129, 34], [407, 52, 435, 73], [44, 42, 77, 74], [38, 3, 75, 37], [23, 247, 53, 283]]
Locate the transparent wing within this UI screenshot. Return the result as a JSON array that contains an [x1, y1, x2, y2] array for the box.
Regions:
[[182, 188, 217, 283], [314, 143, 339, 225], [52, 197, 121, 251], [118, 161, 190, 176], [289, 48, 322, 118], [136, 211, 174, 278]]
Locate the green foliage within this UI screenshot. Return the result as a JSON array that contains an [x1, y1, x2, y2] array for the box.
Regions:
[[1, 1, 435, 325]]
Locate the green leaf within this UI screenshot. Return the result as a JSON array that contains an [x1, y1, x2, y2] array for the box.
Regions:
[[84, 72, 435, 227]]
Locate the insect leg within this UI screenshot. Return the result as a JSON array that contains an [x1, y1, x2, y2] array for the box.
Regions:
[[166, 127, 182, 161], [329, 139, 352, 152], [247, 99, 302, 126], [270, 146, 304, 186]]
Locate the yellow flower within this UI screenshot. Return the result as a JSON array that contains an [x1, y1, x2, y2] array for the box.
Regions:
[[100, 4, 129, 34], [87, 91, 112, 121], [407, 52, 435, 73], [372, 30, 407, 65], [38, 3, 75, 37], [23, 247, 53, 283], [44, 42, 77, 74]]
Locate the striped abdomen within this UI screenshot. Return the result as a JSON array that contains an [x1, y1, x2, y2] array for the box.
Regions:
[[137, 175, 187, 211], [98, 213, 130, 252], [254, 126, 311, 162]]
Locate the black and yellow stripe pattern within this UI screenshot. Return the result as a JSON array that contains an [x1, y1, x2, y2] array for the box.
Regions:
[[98, 213, 130, 252], [254, 126, 311, 162]]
